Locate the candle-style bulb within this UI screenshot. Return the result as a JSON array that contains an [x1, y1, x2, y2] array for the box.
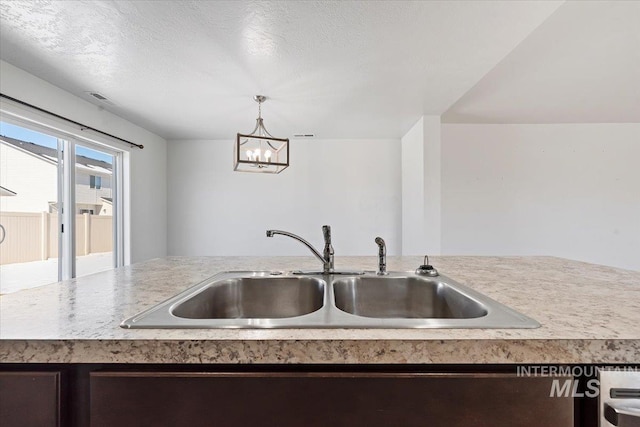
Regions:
[[254, 148, 261, 160], [265, 150, 272, 162]]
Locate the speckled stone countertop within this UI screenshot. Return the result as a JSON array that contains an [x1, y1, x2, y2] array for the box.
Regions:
[[1, 256, 639, 364]]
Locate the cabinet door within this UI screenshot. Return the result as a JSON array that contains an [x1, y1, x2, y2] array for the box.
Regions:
[[0, 371, 60, 427], [90, 371, 573, 427]]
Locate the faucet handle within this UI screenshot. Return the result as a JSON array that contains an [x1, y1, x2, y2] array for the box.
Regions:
[[322, 225, 331, 243], [375, 237, 387, 275]]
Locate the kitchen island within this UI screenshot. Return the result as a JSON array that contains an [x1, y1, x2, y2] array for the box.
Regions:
[[0, 257, 640, 364], [1, 256, 638, 364], [1, 256, 638, 427]]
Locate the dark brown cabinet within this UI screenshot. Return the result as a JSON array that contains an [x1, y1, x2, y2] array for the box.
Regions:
[[90, 371, 574, 427], [0, 371, 61, 427]]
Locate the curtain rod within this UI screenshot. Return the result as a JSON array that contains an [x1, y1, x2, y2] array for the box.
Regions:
[[0, 93, 144, 149]]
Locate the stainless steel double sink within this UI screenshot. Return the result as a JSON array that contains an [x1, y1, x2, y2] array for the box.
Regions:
[[121, 271, 539, 329]]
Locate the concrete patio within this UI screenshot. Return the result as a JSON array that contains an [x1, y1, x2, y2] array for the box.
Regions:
[[0, 252, 113, 294]]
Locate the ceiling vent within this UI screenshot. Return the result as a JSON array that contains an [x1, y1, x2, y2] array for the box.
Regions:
[[86, 92, 115, 105], [89, 92, 107, 100], [293, 134, 315, 138]]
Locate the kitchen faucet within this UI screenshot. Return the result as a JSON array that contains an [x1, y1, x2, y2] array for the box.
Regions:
[[266, 225, 335, 273], [374, 237, 387, 275]]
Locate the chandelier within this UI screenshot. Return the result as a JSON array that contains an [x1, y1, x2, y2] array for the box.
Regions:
[[234, 95, 289, 173]]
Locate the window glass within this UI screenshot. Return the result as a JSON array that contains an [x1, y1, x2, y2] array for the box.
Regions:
[[75, 144, 114, 278], [0, 121, 60, 293]]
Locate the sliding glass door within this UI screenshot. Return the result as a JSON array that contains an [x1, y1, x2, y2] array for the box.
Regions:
[[0, 120, 124, 294], [0, 121, 61, 293]]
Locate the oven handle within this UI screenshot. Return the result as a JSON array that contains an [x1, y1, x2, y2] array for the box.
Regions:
[[605, 403, 640, 427]]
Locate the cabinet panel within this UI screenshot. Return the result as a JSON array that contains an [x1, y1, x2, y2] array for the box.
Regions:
[[90, 372, 573, 427], [0, 371, 60, 427]]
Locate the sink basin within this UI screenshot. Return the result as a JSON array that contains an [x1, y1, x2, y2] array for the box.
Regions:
[[172, 277, 324, 319], [333, 276, 487, 319], [121, 271, 539, 329]]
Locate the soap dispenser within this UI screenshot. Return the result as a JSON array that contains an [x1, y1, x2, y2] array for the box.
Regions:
[[415, 255, 439, 277]]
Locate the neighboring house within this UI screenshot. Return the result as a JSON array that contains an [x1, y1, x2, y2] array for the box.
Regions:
[[0, 135, 112, 214], [99, 197, 113, 216], [0, 135, 56, 213], [0, 185, 17, 197]]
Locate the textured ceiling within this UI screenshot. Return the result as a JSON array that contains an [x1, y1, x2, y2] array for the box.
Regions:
[[0, 0, 562, 139], [443, 1, 640, 123]]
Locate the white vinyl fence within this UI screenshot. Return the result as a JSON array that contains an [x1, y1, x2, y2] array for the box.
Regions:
[[0, 212, 112, 265]]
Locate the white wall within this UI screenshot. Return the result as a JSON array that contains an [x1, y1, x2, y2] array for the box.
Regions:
[[400, 116, 441, 255], [0, 61, 168, 263], [168, 139, 401, 259], [422, 116, 441, 254], [442, 123, 640, 271], [401, 118, 424, 254]]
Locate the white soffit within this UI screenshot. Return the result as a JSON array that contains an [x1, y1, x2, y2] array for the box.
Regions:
[[0, 1, 561, 139], [443, 1, 640, 124]]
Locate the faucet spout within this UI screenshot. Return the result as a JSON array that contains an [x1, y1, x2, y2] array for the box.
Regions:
[[266, 228, 334, 273], [374, 237, 387, 275]]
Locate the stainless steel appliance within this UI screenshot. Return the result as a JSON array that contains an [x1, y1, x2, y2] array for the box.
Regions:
[[599, 369, 640, 427]]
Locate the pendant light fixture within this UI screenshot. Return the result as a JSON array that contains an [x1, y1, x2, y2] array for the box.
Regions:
[[234, 95, 289, 173]]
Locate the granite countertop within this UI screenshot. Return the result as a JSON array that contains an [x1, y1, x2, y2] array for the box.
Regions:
[[0, 256, 639, 364]]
